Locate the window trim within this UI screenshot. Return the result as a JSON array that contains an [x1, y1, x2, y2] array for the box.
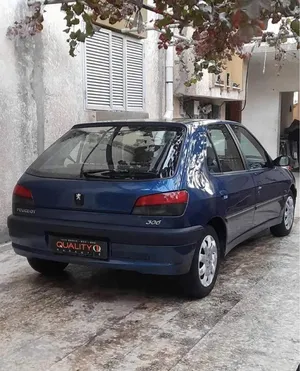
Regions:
[[83, 28, 145, 112], [206, 123, 246, 174], [226, 123, 273, 171]]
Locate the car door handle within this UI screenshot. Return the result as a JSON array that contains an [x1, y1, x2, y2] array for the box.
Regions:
[[219, 190, 228, 200]]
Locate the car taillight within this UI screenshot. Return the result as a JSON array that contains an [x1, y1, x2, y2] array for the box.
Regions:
[[132, 190, 189, 216], [13, 185, 33, 199], [12, 184, 34, 212]]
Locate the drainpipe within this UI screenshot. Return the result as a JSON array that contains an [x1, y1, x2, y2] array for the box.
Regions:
[[163, 45, 174, 120]]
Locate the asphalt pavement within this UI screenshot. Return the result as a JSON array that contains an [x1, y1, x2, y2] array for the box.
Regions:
[[0, 212, 299, 371]]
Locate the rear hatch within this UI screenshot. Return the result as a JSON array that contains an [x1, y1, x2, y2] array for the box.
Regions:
[[18, 122, 187, 218]]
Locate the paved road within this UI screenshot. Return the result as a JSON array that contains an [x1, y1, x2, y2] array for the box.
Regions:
[[0, 217, 299, 371]]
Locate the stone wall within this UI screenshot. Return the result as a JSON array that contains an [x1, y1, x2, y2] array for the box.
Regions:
[[0, 0, 165, 241]]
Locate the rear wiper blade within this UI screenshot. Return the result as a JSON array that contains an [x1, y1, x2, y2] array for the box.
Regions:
[[82, 169, 114, 175], [82, 169, 159, 179], [82, 169, 120, 178]]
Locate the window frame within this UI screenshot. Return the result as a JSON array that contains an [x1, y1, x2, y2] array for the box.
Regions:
[[226, 123, 273, 171], [206, 123, 246, 175], [83, 29, 145, 113]]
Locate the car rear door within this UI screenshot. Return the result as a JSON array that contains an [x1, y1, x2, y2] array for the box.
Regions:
[[229, 124, 288, 226], [207, 124, 256, 244]]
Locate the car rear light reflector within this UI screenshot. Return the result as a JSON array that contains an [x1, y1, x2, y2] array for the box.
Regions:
[[133, 190, 188, 216]]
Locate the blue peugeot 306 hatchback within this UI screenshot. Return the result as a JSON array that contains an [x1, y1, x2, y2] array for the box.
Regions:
[[7, 120, 297, 298]]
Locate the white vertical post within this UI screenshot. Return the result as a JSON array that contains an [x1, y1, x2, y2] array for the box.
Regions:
[[163, 45, 174, 120]]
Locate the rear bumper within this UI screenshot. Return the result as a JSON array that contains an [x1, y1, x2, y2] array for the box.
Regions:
[[7, 215, 203, 275]]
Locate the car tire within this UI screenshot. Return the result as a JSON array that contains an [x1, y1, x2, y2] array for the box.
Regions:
[[181, 225, 220, 299], [27, 258, 68, 275], [270, 191, 295, 237]]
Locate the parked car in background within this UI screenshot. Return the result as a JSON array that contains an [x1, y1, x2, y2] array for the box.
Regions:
[[7, 120, 297, 298]]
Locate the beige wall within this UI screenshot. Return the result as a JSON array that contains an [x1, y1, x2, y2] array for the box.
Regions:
[[218, 55, 244, 89]]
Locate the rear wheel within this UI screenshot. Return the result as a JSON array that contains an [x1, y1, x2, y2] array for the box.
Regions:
[[182, 225, 220, 299], [27, 258, 68, 275], [270, 192, 295, 237]]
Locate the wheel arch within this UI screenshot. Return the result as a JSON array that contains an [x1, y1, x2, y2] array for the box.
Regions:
[[207, 217, 227, 258], [290, 184, 297, 202]]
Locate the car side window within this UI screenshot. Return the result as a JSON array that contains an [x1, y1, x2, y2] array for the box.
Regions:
[[206, 137, 221, 173], [231, 125, 269, 170], [208, 124, 244, 173]]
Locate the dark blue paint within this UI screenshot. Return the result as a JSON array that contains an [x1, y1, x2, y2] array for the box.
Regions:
[[7, 120, 297, 275]]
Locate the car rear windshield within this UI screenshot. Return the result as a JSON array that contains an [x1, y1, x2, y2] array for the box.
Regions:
[[27, 124, 185, 180]]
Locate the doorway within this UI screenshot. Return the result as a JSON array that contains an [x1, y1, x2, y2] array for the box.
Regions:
[[280, 91, 299, 169], [225, 101, 242, 122]]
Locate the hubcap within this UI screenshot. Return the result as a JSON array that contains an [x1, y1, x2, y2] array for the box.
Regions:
[[284, 196, 294, 230], [198, 235, 218, 287]]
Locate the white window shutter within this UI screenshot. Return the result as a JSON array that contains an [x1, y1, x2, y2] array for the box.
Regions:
[[85, 30, 144, 112], [111, 34, 125, 110], [85, 30, 111, 110], [126, 39, 144, 111]]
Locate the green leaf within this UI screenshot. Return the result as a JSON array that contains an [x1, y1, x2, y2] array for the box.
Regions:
[[61, 3, 71, 12], [64, 9, 74, 28], [82, 12, 91, 23], [85, 22, 94, 37], [291, 19, 300, 36], [70, 31, 77, 39], [63, 28, 70, 33], [70, 46, 76, 57], [75, 29, 86, 42], [164, 27, 173, 40], [71, 18, 80, 25], [155, 17, 173, 29], [70, 40, 77, 48], [65, 9, 74, 18], [72, 1, 84, 16], [82, 12, 94, 36]]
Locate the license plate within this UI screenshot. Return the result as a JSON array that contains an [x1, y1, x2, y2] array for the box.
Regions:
[[49, 236, 108, 259]]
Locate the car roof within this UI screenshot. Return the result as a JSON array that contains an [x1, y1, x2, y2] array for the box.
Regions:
[[72, 119, 241, 129]]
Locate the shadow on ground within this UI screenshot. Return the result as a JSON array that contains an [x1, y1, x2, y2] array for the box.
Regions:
[[23, 227, 276, 302]]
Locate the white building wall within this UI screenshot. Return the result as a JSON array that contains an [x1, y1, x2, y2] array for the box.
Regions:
[[144, 31, 166, 119], [242, 45, 299, 159], [0, 0, 164, 240], [0, 0, 92, 240]]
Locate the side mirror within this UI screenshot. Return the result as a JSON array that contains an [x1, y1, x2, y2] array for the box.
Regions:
[[273, 155, 293, 169]]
